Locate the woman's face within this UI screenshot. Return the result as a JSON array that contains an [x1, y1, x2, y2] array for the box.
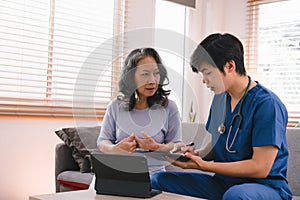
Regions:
[[134, 56, 160, 99], [199, 63, 225, 94]]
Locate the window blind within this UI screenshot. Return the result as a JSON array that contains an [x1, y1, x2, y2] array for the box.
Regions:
[[0, 0, 127, 119], [246, 0, 300, 127]]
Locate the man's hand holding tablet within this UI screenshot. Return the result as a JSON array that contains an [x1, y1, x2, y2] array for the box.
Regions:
[[163, 152, 191, 162], [135, 149, 190, 162], [164, 142, 195, 162], [135, 142, 195, 162]]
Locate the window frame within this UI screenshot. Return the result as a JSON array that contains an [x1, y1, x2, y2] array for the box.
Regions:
[[246, 0, 300, 127]]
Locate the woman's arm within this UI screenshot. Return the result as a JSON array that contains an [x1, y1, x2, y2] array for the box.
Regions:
[[157, 142, 176, 151]]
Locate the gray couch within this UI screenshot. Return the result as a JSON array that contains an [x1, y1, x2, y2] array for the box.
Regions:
[[55, 123, 300, 198]]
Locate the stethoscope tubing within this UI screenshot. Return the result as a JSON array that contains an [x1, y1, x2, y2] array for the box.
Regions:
[[218, 76, 251, 153]]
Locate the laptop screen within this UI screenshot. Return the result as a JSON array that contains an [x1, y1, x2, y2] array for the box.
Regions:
[[91, 153, 150, 182], [91, 152, 162, 198]]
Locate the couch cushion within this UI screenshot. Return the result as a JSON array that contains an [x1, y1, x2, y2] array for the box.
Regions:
[[55, 126, 101, 172], [286, 128, 300, 196], [57, 171, 93, 191]]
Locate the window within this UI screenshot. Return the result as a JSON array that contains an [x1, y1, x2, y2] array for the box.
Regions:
[[155, 0, 188, 118], [0, 0, 126, 119], [246, 0, 300, 126]]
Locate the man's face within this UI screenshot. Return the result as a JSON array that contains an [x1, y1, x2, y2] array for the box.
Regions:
[[199, 63, 225, 94]]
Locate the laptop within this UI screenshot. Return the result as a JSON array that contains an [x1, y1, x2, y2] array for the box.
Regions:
[[91, 152, 162, 198]]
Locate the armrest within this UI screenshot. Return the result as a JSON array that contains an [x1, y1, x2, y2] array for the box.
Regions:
[[55, 143, 79, 192]]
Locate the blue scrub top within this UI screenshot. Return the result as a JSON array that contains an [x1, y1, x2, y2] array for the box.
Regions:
[[206, 82, 292, 199]]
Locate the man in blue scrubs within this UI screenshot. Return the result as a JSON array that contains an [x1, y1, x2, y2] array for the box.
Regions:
[[151, 33, 292, 200]]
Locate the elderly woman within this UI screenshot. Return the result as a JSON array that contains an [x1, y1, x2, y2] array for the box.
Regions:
[[97, 47, 182, 175]]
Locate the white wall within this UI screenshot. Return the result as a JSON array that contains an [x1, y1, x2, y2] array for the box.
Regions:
[[0, 117, 99, 200], [184, 0, 247, 123], [125, 0, 156, 52], [0, 0, 247, 199]]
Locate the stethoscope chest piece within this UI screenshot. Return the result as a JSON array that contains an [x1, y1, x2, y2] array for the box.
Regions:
[[218, 123, 226, 134], [217, 76, 252, 153]]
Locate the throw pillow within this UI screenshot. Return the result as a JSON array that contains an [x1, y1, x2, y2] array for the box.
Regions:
[[55, 126, 101, 173]]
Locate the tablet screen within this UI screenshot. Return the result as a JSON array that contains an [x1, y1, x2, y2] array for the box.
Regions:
[[135, 149, 190, 162]]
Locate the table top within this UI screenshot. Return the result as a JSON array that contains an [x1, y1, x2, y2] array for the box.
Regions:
[[29, 189, 204, 200]]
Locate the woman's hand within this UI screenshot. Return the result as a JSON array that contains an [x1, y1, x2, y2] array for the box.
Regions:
[[135, 131, 161, 151], [115, 134, 137, 153], [171, 142, 197, 155]]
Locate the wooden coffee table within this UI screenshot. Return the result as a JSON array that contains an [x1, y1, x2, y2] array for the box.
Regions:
[[29, 189, 205, 200]]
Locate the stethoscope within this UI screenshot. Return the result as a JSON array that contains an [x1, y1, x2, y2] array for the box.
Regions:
[[217, 76, 251, 153]]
